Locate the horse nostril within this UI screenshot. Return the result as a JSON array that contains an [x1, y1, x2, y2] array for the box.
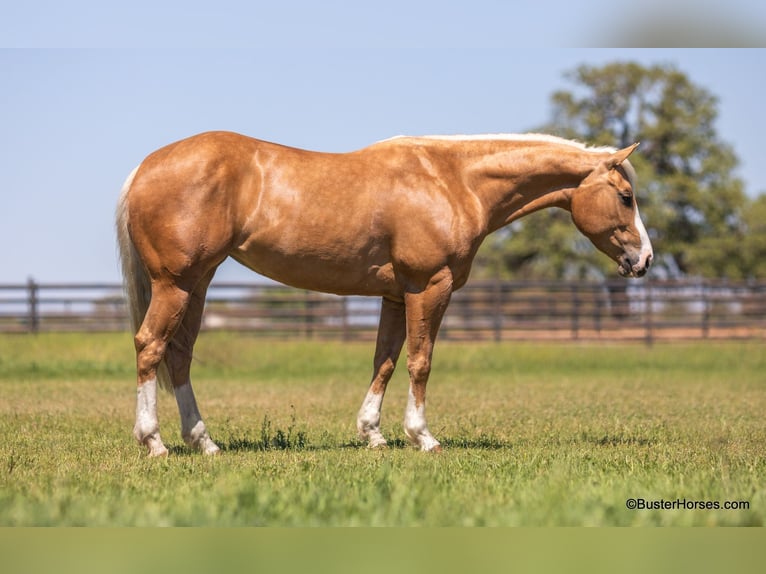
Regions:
[[646, 253, 653, 269]]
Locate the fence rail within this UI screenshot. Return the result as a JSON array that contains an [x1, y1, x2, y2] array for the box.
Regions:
[[2, 278, 766, 342]]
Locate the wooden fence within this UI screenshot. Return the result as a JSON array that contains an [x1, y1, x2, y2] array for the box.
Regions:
[[2, 278, 766, 343]]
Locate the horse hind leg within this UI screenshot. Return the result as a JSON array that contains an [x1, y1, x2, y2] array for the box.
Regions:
[[165, 273, 220, 455], [133, 282, 192, 457]]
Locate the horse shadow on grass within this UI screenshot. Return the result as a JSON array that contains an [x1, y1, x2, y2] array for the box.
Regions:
[[166, 439, 317, 456], [168, 431, 655, 455], [214, 434, 513, 453], [581, 432, 658, 448]]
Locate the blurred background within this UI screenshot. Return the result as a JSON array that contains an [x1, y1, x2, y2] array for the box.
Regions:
[[1, 2, 765, 339]]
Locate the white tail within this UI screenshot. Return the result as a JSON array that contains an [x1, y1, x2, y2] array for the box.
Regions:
[[116, 166, 173, 392]]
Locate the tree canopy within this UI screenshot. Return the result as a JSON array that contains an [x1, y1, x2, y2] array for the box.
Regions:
[[474, 62, 766, 281]]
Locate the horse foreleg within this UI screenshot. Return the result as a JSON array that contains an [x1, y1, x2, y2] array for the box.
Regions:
[[357, 297, 406, 448], [402, 270, 453, 452]]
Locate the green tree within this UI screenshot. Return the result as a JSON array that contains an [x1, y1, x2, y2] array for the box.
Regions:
[[476, 61, 761, 280], [689, 193, 766, 279]]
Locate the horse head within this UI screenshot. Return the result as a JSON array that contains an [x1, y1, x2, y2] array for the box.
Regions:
[[569, 143, 653, 278]]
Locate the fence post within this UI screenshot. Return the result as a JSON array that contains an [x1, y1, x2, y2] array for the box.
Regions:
[[27, 277, 39, 333], [341, 297, 350, 341], [570, 283, 580, 340], [701, 282, 710, 338], [593, 284, 602, 335], [492, 279, 502, 342], [643, 281, 654, 347]]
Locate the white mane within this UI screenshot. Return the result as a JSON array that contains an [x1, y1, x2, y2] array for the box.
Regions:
[[379, 133, 617, 153], [379, 133, 636, 187]]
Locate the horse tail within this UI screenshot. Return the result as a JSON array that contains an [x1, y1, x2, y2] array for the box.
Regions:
[[116, 166, 173, 392]]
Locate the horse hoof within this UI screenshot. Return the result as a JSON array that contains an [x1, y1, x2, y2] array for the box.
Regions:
[[147, 446, 169, 458], [184, 430, 221, 455], [143, 436, 169, 457], [361, 431, 388, 449]]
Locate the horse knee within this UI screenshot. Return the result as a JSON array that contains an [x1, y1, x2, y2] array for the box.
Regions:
[[371, 358, 397, 390], [407, 355, 431, 382]]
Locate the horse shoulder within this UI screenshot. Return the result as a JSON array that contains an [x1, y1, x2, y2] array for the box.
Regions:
[[362, 144, 484, 288]]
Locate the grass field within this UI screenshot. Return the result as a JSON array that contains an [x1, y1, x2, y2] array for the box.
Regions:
[[0, 332, 764, 526]]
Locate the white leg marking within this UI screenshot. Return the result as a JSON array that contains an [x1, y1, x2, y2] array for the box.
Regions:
[[357, 389, 387, 448], [403, 388, 441, 452], [134, 378, 168, 457], [174, 381, 220, 455]]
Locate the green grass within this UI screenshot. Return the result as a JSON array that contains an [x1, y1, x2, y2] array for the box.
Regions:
[[1, 333, 764, 526]]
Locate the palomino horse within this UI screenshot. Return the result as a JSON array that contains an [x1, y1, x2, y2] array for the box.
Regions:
[[116, 131, 653, 456]]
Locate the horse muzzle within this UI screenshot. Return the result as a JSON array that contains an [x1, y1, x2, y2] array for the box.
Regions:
[[618, 251, 653, 278]]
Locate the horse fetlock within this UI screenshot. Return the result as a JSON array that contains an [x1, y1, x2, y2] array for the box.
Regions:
[[192, 436, 221, 455], [182, 421, 220, 455], [360, 425, 388, 449], [403, 412, 439, 450], [404, 425, 441, 452], [357, 417, 387, 447], [403, 408, 441, 451], [356, 412, 379, 433], [146, 439, 170, 458], [362, 430, 388, 448], [134, 426, 168, 457]]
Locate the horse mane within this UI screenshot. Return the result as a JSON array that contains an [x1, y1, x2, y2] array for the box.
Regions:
[[378, 133, 636, 187], [379, 133, 615, 152]]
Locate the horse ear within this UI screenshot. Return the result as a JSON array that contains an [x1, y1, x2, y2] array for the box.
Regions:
[[607, 142, 639, 168]]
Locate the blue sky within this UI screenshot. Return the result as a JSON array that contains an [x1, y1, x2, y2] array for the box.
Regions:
[[1, 5, 765, 283]]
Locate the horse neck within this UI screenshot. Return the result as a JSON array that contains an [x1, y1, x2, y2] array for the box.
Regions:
[[454, 140, 605, 233]]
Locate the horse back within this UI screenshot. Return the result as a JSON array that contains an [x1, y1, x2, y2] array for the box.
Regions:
[[127, 131, 482, 295]]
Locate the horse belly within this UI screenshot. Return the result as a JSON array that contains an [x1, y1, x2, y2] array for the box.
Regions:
[[231, 235, 399, 297]]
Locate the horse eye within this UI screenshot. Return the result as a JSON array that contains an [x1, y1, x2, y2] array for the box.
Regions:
[[619, 193, 633, 208]]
